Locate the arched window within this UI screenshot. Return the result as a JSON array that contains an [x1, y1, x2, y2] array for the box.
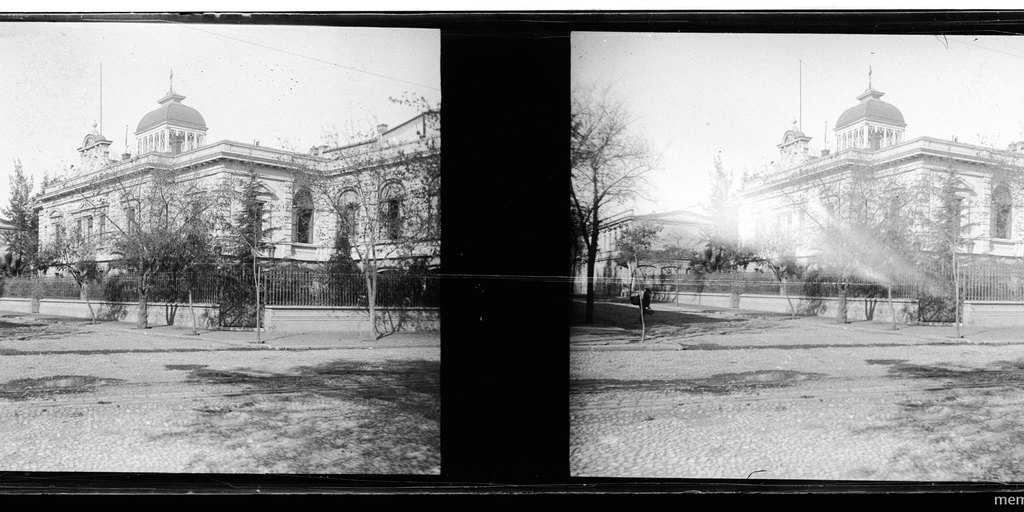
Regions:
[[52, 215, 64, 246], [338, 190, 359, 241], [379, 183, 404, 240], [993, 184, 1013, 240], [292, 189, 314, 244]]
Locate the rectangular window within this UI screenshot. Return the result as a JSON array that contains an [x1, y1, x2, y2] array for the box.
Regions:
[[86, 216, 93, 239], [75, 219, 82, 240]]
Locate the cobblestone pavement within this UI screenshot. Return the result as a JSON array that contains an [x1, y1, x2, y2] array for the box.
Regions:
[[571, 300, 1024, 482], [0, 314, 440, 474]]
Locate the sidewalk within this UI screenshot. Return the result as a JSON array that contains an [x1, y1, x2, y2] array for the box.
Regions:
[[0, 310, 439, 352], [648, 298, 1024, 342], [572, 299, 1024, 348]]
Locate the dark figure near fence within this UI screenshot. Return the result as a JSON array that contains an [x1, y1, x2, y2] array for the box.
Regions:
[[630, 288, 653, 314]]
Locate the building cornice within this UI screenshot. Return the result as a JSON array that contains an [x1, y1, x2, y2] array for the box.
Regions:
[[39, 140, 319, 203], [744, 136, 1023, 198]]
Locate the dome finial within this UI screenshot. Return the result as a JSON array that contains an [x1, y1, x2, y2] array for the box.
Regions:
[[868, 65, 872, 89], [169, 68, 174, 93]]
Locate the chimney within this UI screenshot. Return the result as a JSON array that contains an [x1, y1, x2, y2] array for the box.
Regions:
[[820, 149, 831, 157], [377, 124, 389, 136], [122, 152, 132, 161]]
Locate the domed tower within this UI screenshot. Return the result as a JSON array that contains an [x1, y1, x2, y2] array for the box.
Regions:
[[834, 74, 905, 152], [135, 75, 208, 155]]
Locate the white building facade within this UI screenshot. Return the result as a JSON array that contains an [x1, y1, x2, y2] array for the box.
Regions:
[[739, 80, 1024, 263], [36, 83, 440, 271]]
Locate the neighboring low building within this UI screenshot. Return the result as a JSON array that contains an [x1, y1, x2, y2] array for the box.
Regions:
[[0, 218, 16, 259], [574, 208, 713, 296]]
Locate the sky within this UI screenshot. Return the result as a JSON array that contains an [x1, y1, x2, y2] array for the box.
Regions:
[[0, 21, 440, 208], [572, 32, 1024, 217]]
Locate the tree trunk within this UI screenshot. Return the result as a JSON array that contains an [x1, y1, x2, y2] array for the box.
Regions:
[[188, 287, 198, 336], [627, 264, 634, 296], [30, 274, 40, 314], [639, 295, 646, 343], [137, 272, 150, 329], [81, 281, 96, 324], [365, 272, 378, 339], [137, 293, 148, 329], [584, 241, 598, 324], [253, 261, 262, 344], [781, 276, 796, 319], [836, 281, 848, 324], [887, 285, 897, 330]]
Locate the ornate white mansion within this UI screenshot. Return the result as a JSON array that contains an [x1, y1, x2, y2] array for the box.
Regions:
[[36, 81, 440, 270], [739, 77, 1024, 262]]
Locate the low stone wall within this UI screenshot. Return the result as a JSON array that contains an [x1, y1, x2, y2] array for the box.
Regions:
[[0, 297, 222, 329], [264, 306, 439, 333], [673, 292, 920, 325], [0, 297, 439, 333], [962, 301, 1024, 327]]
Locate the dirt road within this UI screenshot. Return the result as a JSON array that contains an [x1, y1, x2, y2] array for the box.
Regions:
[[571, 300, 1024, 482], [0, 317, 440, 474]]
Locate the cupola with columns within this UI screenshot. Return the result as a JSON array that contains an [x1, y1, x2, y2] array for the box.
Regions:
[[834, 69, 906, 152], [134, 71, 208, 155]]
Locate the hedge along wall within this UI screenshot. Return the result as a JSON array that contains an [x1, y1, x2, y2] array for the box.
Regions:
[[673, 292, 920, 325]]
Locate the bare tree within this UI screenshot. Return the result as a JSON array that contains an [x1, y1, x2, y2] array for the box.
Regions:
[[38, 232, 100, 323], [101, 168, 222, 330], [614, 221, 661, 342], [614, 221, 662, 296], [293, 106, 440, 339], [571, 86, 656, 323], [749, 226, 803, 318], [793, 170, 925, 325]]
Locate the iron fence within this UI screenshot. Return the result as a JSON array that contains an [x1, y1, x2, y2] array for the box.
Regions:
[[264, 270, 439, 307], [672, 271, 939, 300], [960, 262, 1024, 302], [1, 270, 440, 308], [580, 269, 959, 302]]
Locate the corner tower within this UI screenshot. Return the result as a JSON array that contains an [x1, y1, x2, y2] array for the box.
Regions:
[[77, 122, 114, 172], [777, 119, 813, 169]]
